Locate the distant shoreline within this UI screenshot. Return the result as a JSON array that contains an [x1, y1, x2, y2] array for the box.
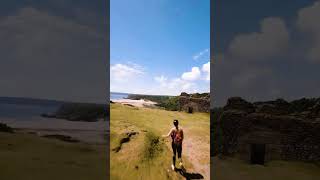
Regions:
[[112, 98, 157, 108], [1, 117, 107, 144]]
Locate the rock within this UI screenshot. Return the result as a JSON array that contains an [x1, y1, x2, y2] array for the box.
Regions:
[[223, 97, 255, 113], [42, 134, 80, 143], [112, 131, 139, 152], [124, 104, 135, 107], [254, 98, 290, 115], [309, 101, 320, 118], [0, 123, 14, 133], [180, 92, 189, 97]]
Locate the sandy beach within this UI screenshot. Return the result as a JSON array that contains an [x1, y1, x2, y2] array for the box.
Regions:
[[1, 117, 108, 144], [112, 98, 157, 107]]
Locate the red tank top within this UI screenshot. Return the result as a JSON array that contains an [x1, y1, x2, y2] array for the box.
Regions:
[[171, 128, 183, 144]]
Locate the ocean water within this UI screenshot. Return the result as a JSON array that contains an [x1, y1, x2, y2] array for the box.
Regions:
[[0, 104, 58, 119], [110, 92, 129, 101]]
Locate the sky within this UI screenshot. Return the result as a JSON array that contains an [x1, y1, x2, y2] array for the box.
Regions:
[[2, 0, 319, 105], [213, 0, 320, 106], [110, 0, 210, 95], [0, 0, 108, 103]]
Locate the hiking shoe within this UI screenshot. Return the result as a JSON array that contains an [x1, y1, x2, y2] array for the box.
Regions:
[[171, 164, 175, 171]]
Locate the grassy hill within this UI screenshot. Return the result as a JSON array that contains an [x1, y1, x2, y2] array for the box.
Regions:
[[0, 132, 107, 180], [110, 103, 210, 180]]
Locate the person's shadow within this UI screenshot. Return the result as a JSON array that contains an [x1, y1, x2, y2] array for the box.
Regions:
[[175, 167, 204, 180]]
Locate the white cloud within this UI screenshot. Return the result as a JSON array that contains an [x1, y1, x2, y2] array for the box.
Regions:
[[151, 63, 210, 95], [228, 17, 289, 61], [0, 7, 107, 103], [181, 67, 201, 81], [193, 48, 209, 60], [111, 63, 144, 82], [202, 61, 210, 81], [150, 77, 197, 95], [154, 75, 167, 86], [297, 1, 320, 34], [212, 2, 320, 106], [297, 1, 320, 63]]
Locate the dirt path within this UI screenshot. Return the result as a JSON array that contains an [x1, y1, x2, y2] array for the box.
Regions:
[[164, 131, 210, 179], [183, 135, 210, 179]]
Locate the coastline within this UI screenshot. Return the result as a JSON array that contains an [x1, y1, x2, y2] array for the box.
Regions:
[[1, 117, 108, 144], [112, 98, 157, 107]]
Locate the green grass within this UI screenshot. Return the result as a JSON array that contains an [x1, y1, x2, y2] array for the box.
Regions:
[[143, 131, 164, 161], [0, 132, 107, 180], [110, 103, 210, 180], [212, 156, 320, 180]]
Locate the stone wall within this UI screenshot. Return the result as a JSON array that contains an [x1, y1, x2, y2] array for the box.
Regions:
[[178, 92, 210, 113], [216, 97, 320, 162]]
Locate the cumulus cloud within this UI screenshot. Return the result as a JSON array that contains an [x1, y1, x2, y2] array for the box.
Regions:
[[181, 67, 201, 81], [111, 63, 144, 82], [150, 76, 197, 95], [228, 17, 289, 61], [193, 48, 209, 60], [212, 3, 320, 106], [297, 1, 320, 63], [212, 17, 292, 106], [154, 75, 167, 86], [151, 62, 211, 95], [0, 7, 107, 103], [202, 61, 210, 81]]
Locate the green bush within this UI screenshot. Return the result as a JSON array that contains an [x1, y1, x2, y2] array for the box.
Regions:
[[128, 94, 180, 111], [158, 96, 180, 111], [54, 103, 108, 121], [143, 132, 163, 161]]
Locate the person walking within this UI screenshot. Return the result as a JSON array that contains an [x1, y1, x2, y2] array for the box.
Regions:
[[163, 119, 184, 170]]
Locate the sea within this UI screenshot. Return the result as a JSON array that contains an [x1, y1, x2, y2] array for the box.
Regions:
[[0, 93, 129, 120], [0, 97, 61, 119], [110, 92, 129, 101]]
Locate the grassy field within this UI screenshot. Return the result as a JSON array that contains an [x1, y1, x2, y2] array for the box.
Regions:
[[212, 156, 320, 180], [110, 103, 210, 180], [0, 132, 107, 180]]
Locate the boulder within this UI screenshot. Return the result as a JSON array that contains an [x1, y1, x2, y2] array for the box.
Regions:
[[0, 123, 14, 133]]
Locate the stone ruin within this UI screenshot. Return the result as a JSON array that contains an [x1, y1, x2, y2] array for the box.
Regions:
[[178, 92, 210, 113], [214, 97, 320, 164]]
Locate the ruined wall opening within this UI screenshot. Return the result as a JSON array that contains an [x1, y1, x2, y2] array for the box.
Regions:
[[250, 144, 265, 165], [187, 107, 193, 113]]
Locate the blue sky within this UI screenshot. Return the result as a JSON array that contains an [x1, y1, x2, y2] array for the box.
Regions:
[[110, 0, 210, 95]]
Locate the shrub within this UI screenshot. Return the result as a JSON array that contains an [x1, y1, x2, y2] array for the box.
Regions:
[[143, 132, 163, 161], [158, 96, 180, 111]]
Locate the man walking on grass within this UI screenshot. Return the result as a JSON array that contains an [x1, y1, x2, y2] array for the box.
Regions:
[[163, 119, 184, 170]]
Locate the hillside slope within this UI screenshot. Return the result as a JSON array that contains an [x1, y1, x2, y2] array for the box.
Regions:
[[110, 103, 210, 179]]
